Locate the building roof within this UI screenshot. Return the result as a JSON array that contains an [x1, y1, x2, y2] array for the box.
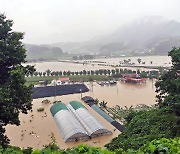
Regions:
[[82, 96, 94, 103], [122, 74, 137, 78], [111, 121, 125, 132], [50, 102, 68, 116], [69, 101, 86, 110], [58, 77, 70, 81]]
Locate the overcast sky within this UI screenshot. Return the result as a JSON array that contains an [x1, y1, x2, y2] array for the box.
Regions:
[[0, 0, 180, 44]]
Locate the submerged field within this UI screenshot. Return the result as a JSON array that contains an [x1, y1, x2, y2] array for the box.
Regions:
[[6, 80, 156, 149]]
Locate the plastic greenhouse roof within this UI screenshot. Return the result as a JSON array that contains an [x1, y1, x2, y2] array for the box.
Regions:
[[69, 101, 86, 110], [53, 110, 88, 142], [91, 104, 114, 123], [50, 102, 68, 116]]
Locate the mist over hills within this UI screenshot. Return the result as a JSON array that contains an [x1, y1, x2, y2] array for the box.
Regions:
[[25, 16, 180, 59], [25, 44, 65, 61]]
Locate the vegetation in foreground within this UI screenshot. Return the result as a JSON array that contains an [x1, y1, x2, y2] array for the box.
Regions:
[[106, 107, 180, 151], [0, 137, 179, 153], [105, 47, 180, 152]]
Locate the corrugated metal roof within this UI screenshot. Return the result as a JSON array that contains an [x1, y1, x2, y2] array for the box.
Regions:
[[50, 102, 68, 116], [69, 101, 86, 110]]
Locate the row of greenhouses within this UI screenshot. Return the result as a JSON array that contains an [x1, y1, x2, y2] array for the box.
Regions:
[[50, 101, 112, 142]]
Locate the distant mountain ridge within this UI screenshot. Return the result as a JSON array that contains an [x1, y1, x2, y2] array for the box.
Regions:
[[25, 16, 180, 58], [51, 16, 180, 55]]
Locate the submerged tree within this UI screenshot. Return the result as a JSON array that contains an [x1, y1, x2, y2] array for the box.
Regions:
[[137, 58, 141, 64], [0, 14, 35, 145]]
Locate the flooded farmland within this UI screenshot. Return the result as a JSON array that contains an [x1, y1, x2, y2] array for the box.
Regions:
[[6, 79, 156, 149]]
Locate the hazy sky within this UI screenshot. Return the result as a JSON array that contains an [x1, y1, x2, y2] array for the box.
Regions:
[[0, 0, 180, 44]]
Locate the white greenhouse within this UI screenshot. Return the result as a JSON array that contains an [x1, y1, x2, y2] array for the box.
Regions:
[[50, 101, 112, 142], [50, 102, 89, 142]]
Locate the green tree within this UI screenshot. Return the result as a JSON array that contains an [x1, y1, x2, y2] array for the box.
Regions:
[[137, 58, 141, 64], [71, 72, 75, 76], [34, 71, 38, 76], [87, 70, 91, 75], [0, 14, 35, 146], [63, 71, 67, 76], [106, 107, 180, 151], [75, 71, 79, 75], [99, 100, 108, 109], [155, 47, 180, 115], [46, 69, 51, 76], [38, 72, 42, 77], [115, 69, 119, 74], [54, 71, 58, 76], [66, 71, 71, 76], [59, 71, 62, 76], [50, 71, 55, 76], [111, 69, 115, 75], [91, 70, 94, 75], [95, 70, 99, 75], [107, 69, 111, 76], [43, 72, 46, 76], [79, 71, 83, 75], [103, 69, 107, 75], [83, 70, 87, 75], [99, 69, 103, 75]]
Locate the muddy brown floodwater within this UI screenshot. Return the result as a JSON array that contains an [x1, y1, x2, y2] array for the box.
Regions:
[[6, 79, 156, 149], [26, 55, 171, 72]]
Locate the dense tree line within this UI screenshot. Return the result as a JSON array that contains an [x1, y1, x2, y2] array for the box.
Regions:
[[28, 68, 160, 79]]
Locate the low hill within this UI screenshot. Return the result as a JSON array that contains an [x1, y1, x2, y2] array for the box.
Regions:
[[25, 44, 65, 61]]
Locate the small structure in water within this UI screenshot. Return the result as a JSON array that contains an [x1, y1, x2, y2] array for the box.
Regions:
[[51, 77, 70, 85], [120, 74, 146, 84], [97, 80, 117, 86]]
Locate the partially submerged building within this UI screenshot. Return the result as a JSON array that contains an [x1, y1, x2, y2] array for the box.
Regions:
[[67, 101, 112, 138], [51, 77, 70, 86], [82, 96, 125, 132], [50, 101, 112, 142], [50, 102, 89, 142]]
